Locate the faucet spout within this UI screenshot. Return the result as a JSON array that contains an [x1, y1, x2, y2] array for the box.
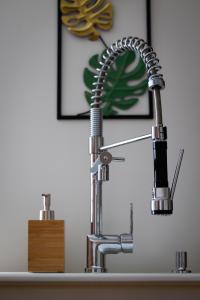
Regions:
[[86, 203, 133, 272], [86, 233, 133, 273]]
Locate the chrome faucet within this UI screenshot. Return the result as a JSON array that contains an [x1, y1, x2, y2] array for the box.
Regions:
[[85, 37, 184, 273]]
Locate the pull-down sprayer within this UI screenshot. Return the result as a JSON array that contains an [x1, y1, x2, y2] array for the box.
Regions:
[[86, 37, 184, 273]]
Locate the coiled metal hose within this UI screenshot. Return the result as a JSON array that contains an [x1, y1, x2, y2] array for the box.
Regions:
[[90, 36, 165, 136], [91, 36, 165, 106]]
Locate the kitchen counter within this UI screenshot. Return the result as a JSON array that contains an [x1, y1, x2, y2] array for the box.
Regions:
[[0, 272, 200, 300], [0, 272, 200, 283]]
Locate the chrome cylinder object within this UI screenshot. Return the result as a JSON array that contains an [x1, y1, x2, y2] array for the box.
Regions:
[[151, 187, 172, 215], [39, 194, 55, 220], [153, 88, 164, 126], [175, 251, 191, 273]]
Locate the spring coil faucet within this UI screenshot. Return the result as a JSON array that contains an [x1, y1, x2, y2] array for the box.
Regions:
[[86, 37, 184, 273]]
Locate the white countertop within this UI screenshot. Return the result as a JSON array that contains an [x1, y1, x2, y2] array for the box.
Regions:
[[0, 272, 200, 283]]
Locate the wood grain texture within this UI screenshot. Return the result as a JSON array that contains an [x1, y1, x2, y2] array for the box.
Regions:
[[28, 220, 64, 273]]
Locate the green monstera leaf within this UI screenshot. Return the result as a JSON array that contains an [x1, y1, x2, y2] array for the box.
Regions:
[[83, 50, 148, 116]]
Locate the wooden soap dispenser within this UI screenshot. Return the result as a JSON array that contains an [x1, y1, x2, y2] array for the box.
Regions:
[[28, 193, 65, 272]]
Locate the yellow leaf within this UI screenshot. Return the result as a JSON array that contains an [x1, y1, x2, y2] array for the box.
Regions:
[[60, 0, 113, 41]]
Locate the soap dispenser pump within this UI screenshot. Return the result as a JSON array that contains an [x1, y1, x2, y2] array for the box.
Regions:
[[28, 194, 65, 273], [40, 193, 55, 220]]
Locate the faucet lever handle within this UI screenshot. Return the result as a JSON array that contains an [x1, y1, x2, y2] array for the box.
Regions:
[[112, 157, 125, 162], [170, 149, 184, 201], [130, 203, 133, 235], [120, 203, 134, 254]]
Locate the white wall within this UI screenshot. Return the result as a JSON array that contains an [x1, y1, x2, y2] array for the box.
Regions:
[[0, 0, 199, 273]]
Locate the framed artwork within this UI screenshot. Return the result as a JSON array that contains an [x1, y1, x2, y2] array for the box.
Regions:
[[57, 0, 152, 120]]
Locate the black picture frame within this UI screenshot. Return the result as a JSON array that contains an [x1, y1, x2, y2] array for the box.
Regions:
[[57, 0, 152, 120]]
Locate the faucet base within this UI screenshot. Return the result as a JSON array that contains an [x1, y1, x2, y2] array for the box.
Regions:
[[85, 266, 106, 273]]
